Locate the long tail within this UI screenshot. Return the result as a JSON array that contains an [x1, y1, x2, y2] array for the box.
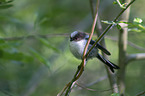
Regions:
[[97, 53, 120, 73]]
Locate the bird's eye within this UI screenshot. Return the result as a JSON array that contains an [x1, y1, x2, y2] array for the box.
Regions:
[[74, 37, 78, 40], [70, 36, 79, 41]]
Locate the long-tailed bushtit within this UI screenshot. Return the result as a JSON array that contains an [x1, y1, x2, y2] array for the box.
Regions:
[[69, 31, 119, 73]]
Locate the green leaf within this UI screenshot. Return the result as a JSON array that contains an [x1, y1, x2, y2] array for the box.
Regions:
[[133, 18, 143, 24], [37, 38, 60, 53], [116, 24, 122, 30], [111, 93, 120, 96], [30, 48, 50, 68], [115, 0, 126, 9], [115, 19, 145, 33], [121, 3, 127, 9]]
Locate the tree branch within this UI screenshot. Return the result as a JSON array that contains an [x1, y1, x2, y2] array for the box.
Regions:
[[0, 33, 69, 41], [90, 0, 120, 93], [136, 90, 145, 96], [126, 53, 145, 64], [86, 75, 107, 87], [58, 0, 136, 95], [117, 0, 132, 95], [64, 0, 100, 95]]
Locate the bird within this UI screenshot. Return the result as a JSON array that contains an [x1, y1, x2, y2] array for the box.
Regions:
[[69, 31, 119, 73]]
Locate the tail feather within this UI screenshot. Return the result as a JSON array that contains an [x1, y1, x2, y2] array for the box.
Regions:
[[97, 54, 120, 73]]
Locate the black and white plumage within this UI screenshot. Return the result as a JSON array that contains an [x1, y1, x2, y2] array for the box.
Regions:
[[69, 31, 119, 73]]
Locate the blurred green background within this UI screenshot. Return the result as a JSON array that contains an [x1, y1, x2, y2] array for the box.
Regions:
[[0, 0, 145, 96]]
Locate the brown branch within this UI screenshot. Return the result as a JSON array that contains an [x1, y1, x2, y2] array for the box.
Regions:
[[64, 1, 100, 96], [126, 53, 145, 64]]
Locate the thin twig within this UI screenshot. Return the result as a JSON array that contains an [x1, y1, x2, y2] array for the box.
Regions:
[[0, 33, 69, 41], [136, 90, 145, 96], [86, 75, 107, 87], [75, 82, 120, 93], [128, 41, 145, 51], [71, 76, 107, 93], [64, 1, 100, 96], [126, 53, 145, 64], [75, 82, 97, 92]]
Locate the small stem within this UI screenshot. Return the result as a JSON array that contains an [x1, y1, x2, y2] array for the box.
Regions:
[[116, 0, 126, 8], [64, 0, 100, 95]]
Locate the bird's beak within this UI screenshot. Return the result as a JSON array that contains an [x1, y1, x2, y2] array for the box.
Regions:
[[70, 37, 73, 41]]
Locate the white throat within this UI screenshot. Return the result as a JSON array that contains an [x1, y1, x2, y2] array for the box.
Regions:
[[70, 39, 87, 59]]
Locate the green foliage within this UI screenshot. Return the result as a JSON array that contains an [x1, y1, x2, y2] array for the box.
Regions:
[[102, 18, 145, 33], [116, 24, 122, 30], [126, 18, 145, 32], [0, 0, 13, 9], [0, 0, 144, 96], [133, 18, 143, 23]]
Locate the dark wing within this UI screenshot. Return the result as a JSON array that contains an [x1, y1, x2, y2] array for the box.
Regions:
[[90, 40, 111, 55]]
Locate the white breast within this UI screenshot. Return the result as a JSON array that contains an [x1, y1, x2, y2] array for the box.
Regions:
[[69, 40, 86, 59]]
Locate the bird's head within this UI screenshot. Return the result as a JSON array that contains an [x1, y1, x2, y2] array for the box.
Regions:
[[70, 31, 89, 41]]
